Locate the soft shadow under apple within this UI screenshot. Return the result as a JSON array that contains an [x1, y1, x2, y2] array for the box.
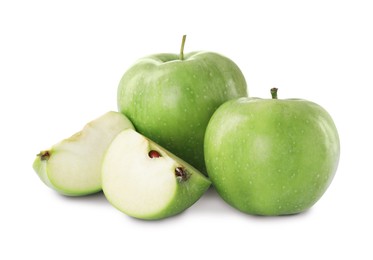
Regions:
[[192, 186, 313, 221], [53, 191, 109, 206]]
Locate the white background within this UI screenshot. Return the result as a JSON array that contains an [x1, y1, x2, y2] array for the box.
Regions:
[[1, 0, 372, 259]]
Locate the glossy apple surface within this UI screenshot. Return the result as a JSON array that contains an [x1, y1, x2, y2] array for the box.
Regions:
[[204, 89, 340, 215], [117, 37, 248, 174]]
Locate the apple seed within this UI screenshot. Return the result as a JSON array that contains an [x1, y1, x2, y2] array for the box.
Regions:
[[148, 150, 161, 158], [37, 150, 50, 161], [175, 167, 189, 182]]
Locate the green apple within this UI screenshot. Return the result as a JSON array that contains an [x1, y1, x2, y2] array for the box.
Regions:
[[204, 88, 340, 215], [102, 129, 211, 220], [117, 35, 248, 174], [33, 111, 134, 196]]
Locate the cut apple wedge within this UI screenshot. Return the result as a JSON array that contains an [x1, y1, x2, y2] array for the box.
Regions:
[[102, 129, 211, 220], [33, 111, 134, 196]]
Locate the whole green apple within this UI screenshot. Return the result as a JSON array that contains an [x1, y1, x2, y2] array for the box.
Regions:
[[117, 36, 248, 174], [204, 88, 340, 215]]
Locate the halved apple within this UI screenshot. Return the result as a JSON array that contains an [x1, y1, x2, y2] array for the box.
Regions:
[[102, 129, 211, 220], [33, 111, 134, 196]]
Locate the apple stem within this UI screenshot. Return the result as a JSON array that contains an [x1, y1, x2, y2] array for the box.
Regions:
[[271, 88, 278, 99], [180, 35, 187, 60]]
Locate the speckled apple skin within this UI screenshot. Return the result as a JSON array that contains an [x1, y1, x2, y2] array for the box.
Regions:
[[204, 97, 340, 215], [118, 52, 248, 174]]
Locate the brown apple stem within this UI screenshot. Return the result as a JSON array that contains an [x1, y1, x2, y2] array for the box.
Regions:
[[180, 35, 187, 60], [271, 88, 278, 99]]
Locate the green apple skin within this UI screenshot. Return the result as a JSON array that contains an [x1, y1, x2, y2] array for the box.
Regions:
[[102, 129, 211, 220], [117, 51, 248, 174], [33, 111, 134, 196], [204, 96, 340, 216]]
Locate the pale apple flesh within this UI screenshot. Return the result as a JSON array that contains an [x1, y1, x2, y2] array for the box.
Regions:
[[102, 129, 211, 220], [33, 111, 134, 196]]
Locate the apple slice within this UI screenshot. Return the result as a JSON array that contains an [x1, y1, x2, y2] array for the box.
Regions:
[[102, 129, 211, 220], [33, 111, 134, 196]]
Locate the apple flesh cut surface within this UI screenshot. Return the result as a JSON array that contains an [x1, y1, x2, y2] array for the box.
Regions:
[[102, 129, 211, 220], [117, 36, 248, 174], [33, 111, 134, 196], [204, 89, 340, 216]]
